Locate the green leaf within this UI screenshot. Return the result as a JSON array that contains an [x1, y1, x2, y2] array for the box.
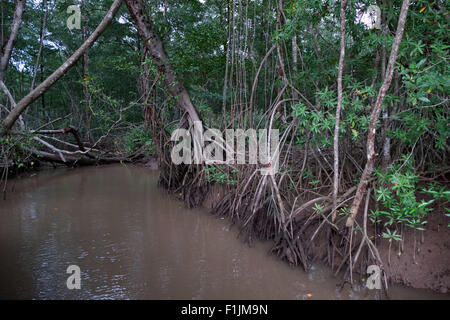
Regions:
[[418, 96, 430, 103]]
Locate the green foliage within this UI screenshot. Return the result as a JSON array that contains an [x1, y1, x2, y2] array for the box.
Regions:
[[421, 183, 450, 202], [124, 127, 155, 155], [382, 228, 402, 242], [0, 134, 36, 169], [204, 166, 237, 185], [292, 101, 334, 149], [371, 157, 434, 231], [313, 202, 324, 213], [338, 206, 350, 217]]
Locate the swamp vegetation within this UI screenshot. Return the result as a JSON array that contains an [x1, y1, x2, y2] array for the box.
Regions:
[[0, 0, 449, 293]]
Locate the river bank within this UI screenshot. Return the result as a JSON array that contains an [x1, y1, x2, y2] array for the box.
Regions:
[[138, 158, 450, 293], [197, 169, 450, 294]]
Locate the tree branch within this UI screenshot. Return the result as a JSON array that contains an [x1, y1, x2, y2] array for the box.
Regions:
[[0, 0, 122, 136], [0, 0, 25, 81]]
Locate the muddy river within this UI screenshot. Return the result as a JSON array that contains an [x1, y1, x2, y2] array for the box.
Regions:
[[0, 165, 448, 299]]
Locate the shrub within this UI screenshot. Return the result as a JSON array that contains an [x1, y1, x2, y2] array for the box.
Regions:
[[124, 127, 155, 155], [371, 156, 433, 231]]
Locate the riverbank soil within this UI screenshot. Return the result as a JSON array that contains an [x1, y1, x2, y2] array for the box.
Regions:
[[139, 156, 159, 170], [202, 182, 450, 293], [377, 201, 450, 293]]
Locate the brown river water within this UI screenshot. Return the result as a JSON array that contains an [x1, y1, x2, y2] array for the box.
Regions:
[[0, 164, 448, 300]]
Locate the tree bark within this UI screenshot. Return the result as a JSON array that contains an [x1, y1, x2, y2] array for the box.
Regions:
[[0, 0, 26, 81], [1, 1, 4, 47], [222, 1, 231, 124], [0, 80, 24, 129], [0, 0, 122, 136], [81, 0, 92, 143], [123, 0, 201, 125], [292, 35, 298, 100], [30, 0, 48, 90], [33, 125, 86, 152], [332, 0, 348, 223], [346, 0, 410, 227], [380, 0, 391, 171]]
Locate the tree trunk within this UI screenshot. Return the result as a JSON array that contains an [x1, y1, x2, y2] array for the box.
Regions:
[[123, 0, 201, 125], [346, 0, 410, 227], [380, 1, 392, 171], [81, 0, 92, 143], [30, 0, 48, 91], [332, 0, 348, 223], [0, 0, 26, 81], [292, 35, 298, 100]]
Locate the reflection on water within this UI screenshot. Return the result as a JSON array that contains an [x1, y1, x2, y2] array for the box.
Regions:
[[0, 165, 448, 300]]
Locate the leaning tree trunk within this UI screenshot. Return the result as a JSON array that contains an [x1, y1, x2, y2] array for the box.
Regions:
[[0, 0, 123, 136], [0, 0, 26, 82], [0, 0, 26, 130], [346, 0, 410, 227], [123, 0, 201, 125], [124, 0, 206, 206]]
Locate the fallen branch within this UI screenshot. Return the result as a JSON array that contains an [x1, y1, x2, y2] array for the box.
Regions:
[[33, 125, 85, 152]]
